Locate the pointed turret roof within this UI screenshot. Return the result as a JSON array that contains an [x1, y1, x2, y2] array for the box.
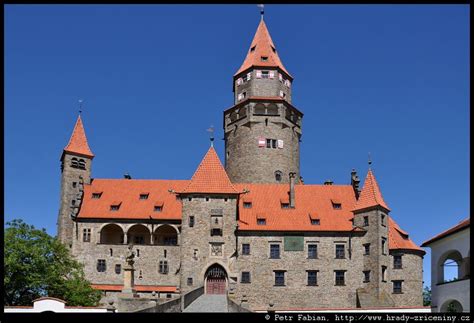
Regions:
[[63, 115, 94, 158], [352, 169, 390, 212], [235, 19, 291, 78], [181, 147, 238, 194]]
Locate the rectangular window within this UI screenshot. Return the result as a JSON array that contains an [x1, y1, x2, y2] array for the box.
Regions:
[[139, 194, 149, 200], [83, 228, 91, 242], [393, 281, 403, 294], [97, 259, 106, 272], [211, 228, 222, 236], [115, 264, 121, 275], [381, 238, 387, 255], [363, 216, 369, 226], [332, 202, 342, 209], [159, 261, 169, 274], [241, 271, 251, 283], [261, 56, 269, 62], [308, 244, 318, 259], [335, 271, 345, 286], [335, 244, 345, 259], [310, 219, 320, 225], [381, 214, 386, 226], [72, 182, 77, 188], [242, 243, 250, 255], [110, 205, 120, 211], [270, 244, 280, 259], [363, 270, 370, 283], [307, 271, 318, 286], [187, 277, 193, 286], [189, 216, 195, 227], [266, 139, 271, 148], [261, 70, 269, 78], [274, 271, 285, 286], [272, 139, 277, 149], [243, 202, 252, 208], [394, 255, 403, 269], [364, 243, 370, 255], [154, 206, 163, 212], [281, 203, 290, 209], [92, 192, 102, 199], [257, 219, 266, 225], [382, 266, 387, 282], [72, 200, 76, 206]]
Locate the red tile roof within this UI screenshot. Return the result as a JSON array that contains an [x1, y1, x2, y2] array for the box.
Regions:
[[388, 217, 424, 252], [77, 179, 189, 220], [180, 147, 238, 194], [352, 169, 390, 212], [63, 115, 94, 158], [91, 284, 177, 293], [421, 217, 470, 247], [235, 19, 291, 78]]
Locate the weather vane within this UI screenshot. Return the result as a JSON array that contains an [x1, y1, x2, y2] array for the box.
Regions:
[[257, 4, 264, 20], [78, 99, 84, 114], [206, 125, 215, 147], [368, 152, 372, 168]]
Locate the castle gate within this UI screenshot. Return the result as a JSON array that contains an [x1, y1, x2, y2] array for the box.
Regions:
[[205, 264, 227, 294]]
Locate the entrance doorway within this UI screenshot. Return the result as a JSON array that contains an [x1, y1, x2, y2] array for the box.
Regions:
[[205, 264, 227, 294]]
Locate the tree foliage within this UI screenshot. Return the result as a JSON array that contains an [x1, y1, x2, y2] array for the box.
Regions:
[[423, 285, 431, 306], [4, 219, 101, 306]]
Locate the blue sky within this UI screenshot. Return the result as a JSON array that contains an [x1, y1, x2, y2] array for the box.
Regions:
[[4, 5, 469, 288]]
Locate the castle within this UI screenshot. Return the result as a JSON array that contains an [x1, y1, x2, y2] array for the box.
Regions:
[[57, 15, 425, 311]]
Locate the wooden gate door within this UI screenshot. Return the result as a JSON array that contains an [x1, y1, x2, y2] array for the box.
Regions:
[[205, 265, 227, 294]]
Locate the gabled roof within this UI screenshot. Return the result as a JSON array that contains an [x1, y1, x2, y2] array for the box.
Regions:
[[180, 147, 238, 194], [63, 115, 94, 158], [235, 19, 291, 78], [421, 217, 470, 247], [352, 169, 390, 212], [388, 217, 424, 253]]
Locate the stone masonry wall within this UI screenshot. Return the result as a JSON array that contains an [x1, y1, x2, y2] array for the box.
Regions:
[[388, 252, 424, 307]]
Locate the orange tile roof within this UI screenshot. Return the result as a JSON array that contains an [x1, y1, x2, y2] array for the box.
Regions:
[[235, 19, 291, 78], [91, 284, 177, 293], [388, 217, 424, 252], [352, 169, 390, 212], [63, 115, 94, 158], [180, 147, 238, 194], [77, 179, 189, 220], [421, 217, 470, 247]]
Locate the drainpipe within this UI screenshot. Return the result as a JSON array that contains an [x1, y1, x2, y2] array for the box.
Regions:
[[289, 172, 296, 208]]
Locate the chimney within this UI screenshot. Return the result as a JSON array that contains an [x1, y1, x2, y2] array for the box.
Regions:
[[289, 172, 296, 208], [124, 172, 132, 179], [351, 169, 360, 199], [323, 180, 333, 185]]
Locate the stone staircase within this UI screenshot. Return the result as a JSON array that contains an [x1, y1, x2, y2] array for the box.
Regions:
[[183, 294, 228, 312]]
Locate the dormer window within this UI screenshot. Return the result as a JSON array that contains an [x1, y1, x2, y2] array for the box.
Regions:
[[154, 201, 164, 212], [92, 192, 102, 199], [257, 219, 266, 225], [281, 203, 290, 209], [243, 202, 252, 209], [311, 219, 320, 225], [261, 56, 268, 62], [139, 193, 149, 200], [250, 45, 256, 52], [331, 200, 342, 210], [110, 203, 121, 211]]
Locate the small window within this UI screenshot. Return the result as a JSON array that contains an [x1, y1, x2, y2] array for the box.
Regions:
[[393, 281, 403, 294], [332, 202, 342, 210], [261, 70, 269, 78], [92, 192, 102, 199], [364, 243, 370, 255], [241, 271, 251, 284], [154, 205, 163, 212], [242, 243, 250, 255], [250, 45, 256, 52], [281, 203, 290, 209], [261, 56, 268, 62], [382, 266, 387, 282], [270, 244, 280, 259], [83, 228, 91, 242], [136, 249, 140, 257], [381, 214, 386, 226], [97, 259, 106, 272], [363, 216, 369, 226], [211, 228, 222, 236], [159, 261, 169, 274], [72, 182, 77, 188], [110, 204, 120, 211], [109, 248, 113, 256], [189, 216, 195, 227], [139, 194, 149, 200], [257, 219, 266, 225], [311, 219, 320, 225], [274, 271, 285, 286], [308, 244, 318, 259], [266, 139, 271, 148], [275, 171, 282, 182], [363, 270, 370, 283], [166, 293, 171, 299], [335, 271, 345, 286], [115, 264, 121, 274], [243, 202, 252, 209], [187, 277, 193, 286], [394, 255, 403, 269], [164, 249, 167, 258], [272, 139, 277, 149], [78, 159, 86, 170], [307, 271, 318, 286], [335, 244, 345, 259], [381, 238, 387, 255], [206, 197, 210, 202], [71, 158, 79, 168], [71, 199, 76, 206]]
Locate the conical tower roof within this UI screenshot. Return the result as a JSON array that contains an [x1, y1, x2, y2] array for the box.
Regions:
[[235, 19, 291, 78], [63, 115, 94, 158], [181, 147, 238, 194], [352, 169, 390, 212]]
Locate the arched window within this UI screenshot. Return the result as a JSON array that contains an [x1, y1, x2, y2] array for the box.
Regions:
[[275, 170, 283, 182], [254, 103, 266, 115], [230, 111, 237, 122], [154, 225, 178, 246], [238, 106, 247, 118], [100, 224, 125, 244], [438, 250, 463, 284], [71, 158, 79, 168], [267, 103, 278, 116], [440, 300, 463, 313], [127, 224, 151, 245], [78, 159, 86, 170]]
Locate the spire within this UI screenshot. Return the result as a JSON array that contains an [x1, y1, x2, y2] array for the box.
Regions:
[[352, 169, 390, 212], [235, 18, 291, 77], [63, 114, 94, 159], [181, 147, 238, 194]]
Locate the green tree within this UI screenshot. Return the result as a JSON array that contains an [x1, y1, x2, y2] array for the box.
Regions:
[[423, 285, 431, 306], [4, 219, 101, 306]]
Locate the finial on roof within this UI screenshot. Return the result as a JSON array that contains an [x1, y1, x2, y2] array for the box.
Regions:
[[257, 4, 264, 20], [78, 99, 84, 114], [368, 152, 372, 169], [206, 125, 215, 147]]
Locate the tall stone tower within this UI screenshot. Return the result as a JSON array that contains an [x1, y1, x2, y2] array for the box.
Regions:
[[352, 169, 394, 306], [57, 115, 94, 248], [224, 17, 302, 184]]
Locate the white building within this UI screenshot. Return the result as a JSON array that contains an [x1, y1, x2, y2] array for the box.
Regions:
[[421, 218, 470, 312], [4, 297, 111, 313]]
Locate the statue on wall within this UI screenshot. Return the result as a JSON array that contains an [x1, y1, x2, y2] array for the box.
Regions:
[[125, 244, 135, 267]]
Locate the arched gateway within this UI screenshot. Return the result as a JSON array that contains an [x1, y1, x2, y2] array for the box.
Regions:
[[205, 264, 227, 294]]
